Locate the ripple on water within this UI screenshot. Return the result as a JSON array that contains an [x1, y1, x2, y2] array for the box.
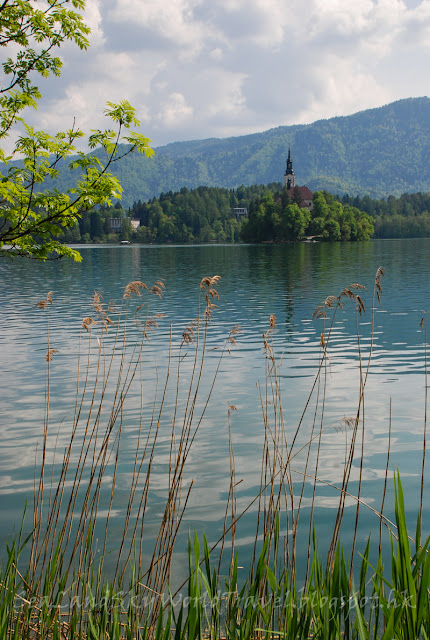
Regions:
[[1, 241, 430, 563]]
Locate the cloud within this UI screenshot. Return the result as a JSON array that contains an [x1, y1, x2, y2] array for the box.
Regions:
[[105, 0, 216, 57], [156, 92, 194, 127], [5, 0, 430, 150], [83, 0, 105, 47], [202, 0, 289, 48]]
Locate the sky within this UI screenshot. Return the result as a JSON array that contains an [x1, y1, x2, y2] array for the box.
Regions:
[[19, 0, 430, 149]]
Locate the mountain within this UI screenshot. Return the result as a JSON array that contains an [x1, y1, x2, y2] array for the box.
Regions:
[[56, 97, 430, 207]]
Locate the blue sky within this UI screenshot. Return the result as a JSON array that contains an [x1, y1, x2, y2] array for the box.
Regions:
[[22, 0, 430, 148]]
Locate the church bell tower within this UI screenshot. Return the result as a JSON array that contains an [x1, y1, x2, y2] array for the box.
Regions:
[[284, 147, 295, 190]]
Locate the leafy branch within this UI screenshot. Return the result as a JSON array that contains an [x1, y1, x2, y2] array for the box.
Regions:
[[0, 1, 154, 260]]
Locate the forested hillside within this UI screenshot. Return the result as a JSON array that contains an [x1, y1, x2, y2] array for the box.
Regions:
[[47, 97, 430, 206], [63, 184, 277, 244], [338, 191, 430, 238], [61, 185, 374, 244], [241, 191, 374, 242], [60, 182, 430, 245]]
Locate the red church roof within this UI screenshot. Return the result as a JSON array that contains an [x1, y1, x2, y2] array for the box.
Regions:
[[286, 185, 313, 200]]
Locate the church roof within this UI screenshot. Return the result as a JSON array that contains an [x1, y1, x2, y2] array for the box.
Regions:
[[286, 185, 313, 200]]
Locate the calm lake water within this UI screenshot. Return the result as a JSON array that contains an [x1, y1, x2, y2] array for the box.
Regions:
[[1, 239, 429, 578]]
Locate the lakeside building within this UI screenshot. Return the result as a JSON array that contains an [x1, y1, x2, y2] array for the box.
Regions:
[[284, 148, 313, 210], [109, 217, 122, 232], [233, 207, 248, 220], [108, 217, 140, 232]]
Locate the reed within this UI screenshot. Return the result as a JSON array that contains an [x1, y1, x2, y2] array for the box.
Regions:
[[1, 268, 429, 638]]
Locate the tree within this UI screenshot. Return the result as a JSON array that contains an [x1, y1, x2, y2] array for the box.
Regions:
[[0, 0, 153, 260], [323, 219, 341, 241], [280, 186, 290, 209], [312, 192, 330, 219], [120, 217, 133, 242], [281, 203, 310, 240], [292, 186, 303, 208], [90, 210, 104, 241]]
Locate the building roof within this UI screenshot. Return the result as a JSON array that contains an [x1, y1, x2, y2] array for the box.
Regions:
[[286, 185, 313, 200]]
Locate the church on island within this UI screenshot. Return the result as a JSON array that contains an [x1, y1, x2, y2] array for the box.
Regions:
[[284, 148, 313, 210]]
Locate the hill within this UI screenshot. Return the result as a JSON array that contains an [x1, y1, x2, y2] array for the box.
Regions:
[[51, 97, 430, 207], [68, 185, 374, 245]]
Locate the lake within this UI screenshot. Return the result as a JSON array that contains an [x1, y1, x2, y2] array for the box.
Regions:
[[0, 239, 429, 583]]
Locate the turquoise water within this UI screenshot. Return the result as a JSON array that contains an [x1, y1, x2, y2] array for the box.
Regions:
[[0, 239, 429, 577]]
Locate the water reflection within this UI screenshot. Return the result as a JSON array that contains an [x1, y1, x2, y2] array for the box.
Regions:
[[0, 239, 429, 565]]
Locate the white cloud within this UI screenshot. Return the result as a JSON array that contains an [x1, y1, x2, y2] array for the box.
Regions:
[[84, 0, 105, 47], [292, 58, 390, 126], [399, 0, 430, 46], [209, 48, 223, 60], [106, 0, 215, 57], [310, 0, 377, 35], [214, 0, 288, 47], [6, 0, 430, 148], [157, 92, 194, 127]]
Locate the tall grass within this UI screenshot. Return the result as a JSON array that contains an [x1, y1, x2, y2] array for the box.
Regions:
[[1, 268, 429, 638]]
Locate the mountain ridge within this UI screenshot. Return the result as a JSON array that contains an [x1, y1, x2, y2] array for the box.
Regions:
[[54, 97, 430, 207]]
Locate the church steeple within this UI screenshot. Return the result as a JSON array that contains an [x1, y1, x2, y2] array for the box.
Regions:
[[284, 147, 295, 189]]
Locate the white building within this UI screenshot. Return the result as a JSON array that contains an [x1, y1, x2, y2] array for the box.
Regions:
[[233, 207, 248, 220], [109, 217, 122, 232], [108, 217, 140, 232]]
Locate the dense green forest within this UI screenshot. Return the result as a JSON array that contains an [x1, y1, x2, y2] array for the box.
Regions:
[[241, 190, 374, 242], [61, 184, 277, 244], [58, 184, 430, 245], [42, 97, 430, 206], [129, 184, 281, 243], [339, 191, 430, 238], [59, 184, 374, 244]]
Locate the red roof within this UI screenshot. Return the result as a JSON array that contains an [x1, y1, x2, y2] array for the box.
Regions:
[[286, 185, 313, 200]]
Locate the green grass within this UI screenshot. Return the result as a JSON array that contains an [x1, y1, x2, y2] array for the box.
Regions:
[[2, 476, 430, 638]]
